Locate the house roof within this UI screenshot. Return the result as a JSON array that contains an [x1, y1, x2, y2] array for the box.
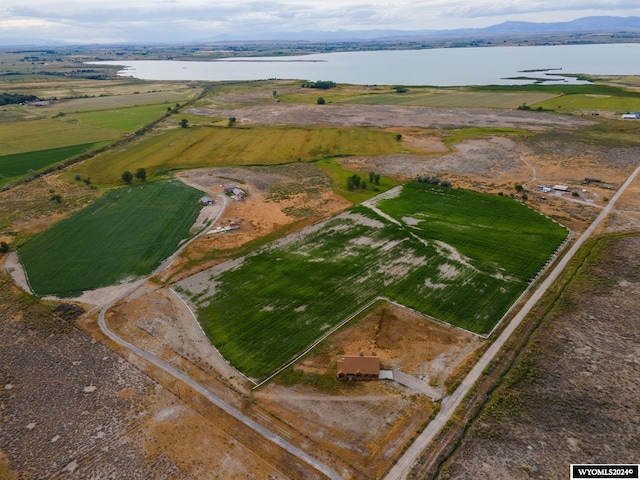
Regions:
[[337, 355, 380, 376]]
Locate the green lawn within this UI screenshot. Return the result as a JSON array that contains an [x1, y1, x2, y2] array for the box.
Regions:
[[19, 180, 203, 297], [181, 182, 568, 378]]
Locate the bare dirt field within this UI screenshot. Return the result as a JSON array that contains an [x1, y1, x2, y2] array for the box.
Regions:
[[188, 103, 592, 130], [436, 234, 640, 480]]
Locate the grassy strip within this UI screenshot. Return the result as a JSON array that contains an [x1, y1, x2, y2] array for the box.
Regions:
[[19, 180, 203, 297]]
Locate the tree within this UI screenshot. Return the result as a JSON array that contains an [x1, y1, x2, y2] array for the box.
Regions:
[[228, 117, 236, 127], [122, 170, 133, 184], [0, 241, 9, 254], [50, 193, 62, 203], [135, 168, 147, 182], [369, 171, 375, 183], [180, 118, 189, 128], [373, 173, 381, 185], [515, 184, 524, 192], [395, 133, 402, 141], [317, 97, 325, 105]]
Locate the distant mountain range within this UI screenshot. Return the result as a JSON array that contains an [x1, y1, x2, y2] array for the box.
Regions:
[[2, 15, 640, 47], [208, 15, 640, 42]]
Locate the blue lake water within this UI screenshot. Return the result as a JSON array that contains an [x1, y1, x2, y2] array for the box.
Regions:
[[90, 43, 640, 86]]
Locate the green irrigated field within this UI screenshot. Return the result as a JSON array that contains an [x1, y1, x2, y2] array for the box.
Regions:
[[67, 104, 173, 131], [0, 142, 107, 178], [0, 118, 116, 156], [182, 183, 568, 378], [19, 180, 203, 297], [77, 125, 410, 184]]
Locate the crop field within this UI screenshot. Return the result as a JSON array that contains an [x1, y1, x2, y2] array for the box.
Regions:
[[18, 180, 203, 297], [342, 90, 558, 109], [77, 125, 409, 184], [178, 183, 567, 379], [0, 142, 107, 178], [533, 93, 640, 112], [70, 104, 173, 131], [0, 118, 116, 156]]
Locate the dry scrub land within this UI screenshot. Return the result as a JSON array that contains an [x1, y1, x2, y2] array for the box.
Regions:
[[2, 75, 640, 479]]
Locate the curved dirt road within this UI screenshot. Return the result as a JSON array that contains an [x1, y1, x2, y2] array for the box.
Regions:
[[98, 305, 341, 480], [384, 163, 640, 480], [96, 191, 341, 480]]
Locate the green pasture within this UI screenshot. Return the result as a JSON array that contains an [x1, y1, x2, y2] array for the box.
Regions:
[[531, 94, 640, 112], [18, 180, 203, 297], [315, 158, 396, 203], [77, 125, 411, 184], [0, 117, 116, 156], [0, 142, 107, 178], [70, 104, 172, 131], [342, 90, 558, 109], [50, 91, 194, 112], [184, 182, 567, 378]]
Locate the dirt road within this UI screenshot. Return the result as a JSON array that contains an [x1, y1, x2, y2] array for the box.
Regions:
[[384, 163, 640, 480], [95, 190, 341, 480]]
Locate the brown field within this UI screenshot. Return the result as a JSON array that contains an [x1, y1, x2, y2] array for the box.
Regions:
[[2, 77, 640, 479]]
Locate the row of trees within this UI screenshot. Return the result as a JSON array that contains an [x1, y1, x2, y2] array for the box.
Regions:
[[346, 171, 382, 191], [416, 175, 451, 187], [0, 92, 37, 105], [301, 80, 336, 89], [122, 168, 147, 184]]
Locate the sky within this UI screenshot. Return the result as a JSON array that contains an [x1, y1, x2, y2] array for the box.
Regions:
[[1, 0, 640, 44]]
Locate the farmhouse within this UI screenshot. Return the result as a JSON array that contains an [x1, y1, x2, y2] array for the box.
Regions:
[[223, 184, 246, 200], [337, 352, 380, 380], [199, 196, 214, 205]]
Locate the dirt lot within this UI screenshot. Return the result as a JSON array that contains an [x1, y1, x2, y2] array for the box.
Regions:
[[188, 103, 592, 131], [436, 234, 640, 480], [107, 290, 483, 479], [158, 164, 351, 283]]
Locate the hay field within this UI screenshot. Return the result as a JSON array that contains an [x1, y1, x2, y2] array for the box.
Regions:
[[18, 180, 203, 297], [77, 125, 409, 184]]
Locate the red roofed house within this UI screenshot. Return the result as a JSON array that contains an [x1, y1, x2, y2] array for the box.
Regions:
[[337, 352, 380, 380]]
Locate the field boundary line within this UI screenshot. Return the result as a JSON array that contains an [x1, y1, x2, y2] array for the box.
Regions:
[[485, 227, 572, 338], [252, 296, 384, 389], [14, 250, 37, 297], [169, 286, 258, 386]]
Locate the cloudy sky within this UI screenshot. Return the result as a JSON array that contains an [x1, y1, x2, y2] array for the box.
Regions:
[[2, 0, 640, 44]]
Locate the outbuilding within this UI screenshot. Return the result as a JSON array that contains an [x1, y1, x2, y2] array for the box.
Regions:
[[199, 196, 214, 205], [553, 185, 569, 192]]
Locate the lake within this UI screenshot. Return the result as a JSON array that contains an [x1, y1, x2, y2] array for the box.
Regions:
[[91, 43, 640, 86]]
